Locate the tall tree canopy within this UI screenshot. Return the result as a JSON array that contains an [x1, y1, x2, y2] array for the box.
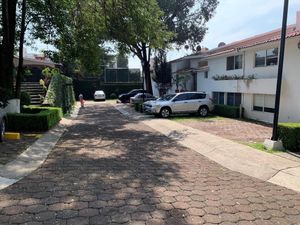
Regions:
[[99, 0, 173, 94], [158, 0, 219, 50], [99, 0, 218, 94]]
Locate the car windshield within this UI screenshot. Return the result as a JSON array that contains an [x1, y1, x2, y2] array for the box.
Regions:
[[157, 94, 176, 101]]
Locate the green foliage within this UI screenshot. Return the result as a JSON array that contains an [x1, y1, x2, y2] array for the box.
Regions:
[[278, 123, 300, 152], [109, 93, 117, 99], [43, 73, 76, 112], [157, 0, 219, 50], [214, 104, 241, 118], [0, 88, 13, 107], [20, 91, 31, 106], [134, 103, 143, 112], [7, 106, 63, 132], [42, 67, 60, 78]]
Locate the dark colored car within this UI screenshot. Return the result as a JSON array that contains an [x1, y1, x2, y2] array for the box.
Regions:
[[118, 89, 146, 103]]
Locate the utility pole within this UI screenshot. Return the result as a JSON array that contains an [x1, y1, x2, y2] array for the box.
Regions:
[[271, 0, 289, 141]]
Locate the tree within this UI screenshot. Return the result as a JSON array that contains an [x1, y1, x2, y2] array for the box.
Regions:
[[15, 0, 27, 98], [153, 50, 172, 96], [0, 0, 18, 91], [157, 0, 219, 50], [99, 0, 173, 94], [116, 53, 128, 68]]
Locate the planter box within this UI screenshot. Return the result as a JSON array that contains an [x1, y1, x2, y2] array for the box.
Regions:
[[3, 99, 20, 114]]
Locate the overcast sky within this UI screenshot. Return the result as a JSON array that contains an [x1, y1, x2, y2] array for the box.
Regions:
[[128, 0, 300, 68], [29, 0, 300, 69]]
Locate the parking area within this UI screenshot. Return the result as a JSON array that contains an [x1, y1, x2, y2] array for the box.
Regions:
[[171, 116, 272, 143]]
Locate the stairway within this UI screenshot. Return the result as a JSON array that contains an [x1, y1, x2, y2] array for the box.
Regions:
[[21, 82, 46, 105]]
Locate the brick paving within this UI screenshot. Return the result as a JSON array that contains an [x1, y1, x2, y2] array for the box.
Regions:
[[0, 135, 38, 165], [0, 103, 300, 224], [176, 117, 272, 143]]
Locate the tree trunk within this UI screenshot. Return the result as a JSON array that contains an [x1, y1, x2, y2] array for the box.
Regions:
[[0, 0, 17, 91], [15, 0, 27, 98], [141, 43, 153, 95]]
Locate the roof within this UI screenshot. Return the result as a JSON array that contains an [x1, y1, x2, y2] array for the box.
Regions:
[[206, 24, 300, 57], [13, 56, 56, 68]]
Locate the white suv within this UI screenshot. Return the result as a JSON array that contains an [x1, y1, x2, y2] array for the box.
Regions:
[[143, 92, 214, 118]]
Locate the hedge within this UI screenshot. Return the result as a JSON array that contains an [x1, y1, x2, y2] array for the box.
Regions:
[[278, 123, 300, 152], [43, 74, 76, 113], [214, 104, 241, 118], [7, 106, 63, 132]]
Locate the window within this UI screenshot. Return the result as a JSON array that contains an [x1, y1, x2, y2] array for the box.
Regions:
[[213, 92, 225, 105], [173, 93, 192, 101], [204, 71, 208, 79], [227, 55, 243, 70], [255, 48, 278, 67], [253, 94, 275, 113], [191, 93, 206, 100], [227, 93, 241, 106]]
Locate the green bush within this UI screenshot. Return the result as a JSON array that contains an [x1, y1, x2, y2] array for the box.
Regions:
[[0, 88, 13, 107], [214, 104, 240, 118], [278, 123, 300, 152], [43, 73, 76, 113], [20, 91, 31, 106], [7, 106, 63, 132], [110, 93, 117, 99], [134, 103, 144, 113]]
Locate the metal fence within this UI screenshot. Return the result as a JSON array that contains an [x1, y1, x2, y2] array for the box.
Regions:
[[104, 68, 141, 83]]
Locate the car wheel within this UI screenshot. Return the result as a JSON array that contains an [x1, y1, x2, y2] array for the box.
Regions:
[[160, 107, 171, 118], [198, 106, 208, 117], [0, 119, 5, 143]]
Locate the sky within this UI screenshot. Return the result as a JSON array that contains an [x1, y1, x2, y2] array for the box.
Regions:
[[128, 0, 300, 68], [29, 0, 300, 69]]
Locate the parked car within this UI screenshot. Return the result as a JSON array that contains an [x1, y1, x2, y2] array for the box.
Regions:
[[94, 90, 106, 101], [143, 92, 214, 118], [118, 89, 146, 103], [0, 102, 7, 142], [130, 93, 157, 104]]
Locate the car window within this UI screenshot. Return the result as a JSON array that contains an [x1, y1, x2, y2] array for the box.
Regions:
[[173, 93, 193, 101], [191, 93, 206, 100], [158, 94, 176, 101]]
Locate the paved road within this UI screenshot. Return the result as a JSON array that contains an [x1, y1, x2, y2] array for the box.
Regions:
[[0, 103, 300, 225]]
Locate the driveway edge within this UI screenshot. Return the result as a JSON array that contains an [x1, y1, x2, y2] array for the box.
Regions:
[[0, 103, 81, 190]]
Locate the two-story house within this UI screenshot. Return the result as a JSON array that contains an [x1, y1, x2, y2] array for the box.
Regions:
[[170, 12, 300, 123]]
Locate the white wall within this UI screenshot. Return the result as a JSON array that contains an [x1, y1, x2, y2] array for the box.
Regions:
[[197, 37, 300, 123]]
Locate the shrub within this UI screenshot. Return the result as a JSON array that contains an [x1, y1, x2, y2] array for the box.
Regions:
[[214, 104, 240, 118], [0, 88, 13, 107], [43, 73, 76, 113], [20, 91, 31, 106], [7, 106, 63, 132], [110, 93, 117, 99], [278, 123, 300, 152]]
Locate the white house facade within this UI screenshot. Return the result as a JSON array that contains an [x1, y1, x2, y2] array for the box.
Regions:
[[170, 12, 300, 123]]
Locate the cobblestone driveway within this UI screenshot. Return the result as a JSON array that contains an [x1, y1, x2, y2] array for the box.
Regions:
[[0, 103, 300, 225]]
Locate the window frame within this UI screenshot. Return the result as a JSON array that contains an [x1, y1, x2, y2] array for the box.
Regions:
[[253, 94, 275, 113], [254, 48, 278, 67], [227, 93, 241, 106], [226, 55, 243, 71]]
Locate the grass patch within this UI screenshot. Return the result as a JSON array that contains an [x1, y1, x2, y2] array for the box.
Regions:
[[169, 115, 224, 122], [246, 142, 286, 154]]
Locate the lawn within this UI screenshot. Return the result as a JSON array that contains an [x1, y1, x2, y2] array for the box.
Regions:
[[246, 142, 286, 154], [169, 115, 224, 122]]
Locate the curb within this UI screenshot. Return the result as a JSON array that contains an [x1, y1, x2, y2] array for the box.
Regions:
[[0, 103, 81, 190]]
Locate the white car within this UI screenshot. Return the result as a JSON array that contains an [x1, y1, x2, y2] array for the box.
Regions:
[[94, 90, 106, 101], [143, 92, 214, 118]]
